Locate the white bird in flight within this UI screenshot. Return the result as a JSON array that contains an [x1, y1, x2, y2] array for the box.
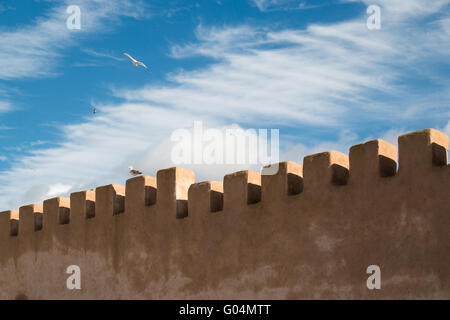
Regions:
[[123, 52, 147, 68], [128, 165, 142, 176]]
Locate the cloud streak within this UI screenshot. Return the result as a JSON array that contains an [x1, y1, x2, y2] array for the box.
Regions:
[[250, 0, 321, 12], [0, 0, 147, 80], [0, 101, 13, 113], [81, 48, 125, 62]]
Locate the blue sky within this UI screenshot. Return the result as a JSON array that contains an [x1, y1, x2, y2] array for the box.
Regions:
[[0, 0, 449, 210]]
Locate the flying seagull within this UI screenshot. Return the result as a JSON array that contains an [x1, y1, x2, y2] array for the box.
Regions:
[[128, 166, 142, 176], [123, 52, 147, 68]]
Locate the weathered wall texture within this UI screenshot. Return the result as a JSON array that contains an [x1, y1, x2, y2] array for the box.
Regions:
[[0, 128, 449, 300]]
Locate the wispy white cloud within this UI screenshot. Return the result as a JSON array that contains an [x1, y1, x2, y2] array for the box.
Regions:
[[250, 0, 321, 12], [443, 120, 450, 137], [81, 48, 124, 62], [0, 101, 13, 113], [281, 128, 361, 165], [136, 4, 450, 127], [0, 0, 449, 210], [378, 128, 407, 146], [0, 125, 12, 130], [46, 183, 73, 197], [0, 0, 147, 80], [0, 3, 15, 14], [73, 48, 125, 67]]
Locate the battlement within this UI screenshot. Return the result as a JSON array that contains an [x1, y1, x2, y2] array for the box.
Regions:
[[0, 128, 449, 299]]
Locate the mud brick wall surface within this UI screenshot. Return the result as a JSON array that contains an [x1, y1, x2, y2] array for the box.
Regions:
[[0, 128, 449, 299]]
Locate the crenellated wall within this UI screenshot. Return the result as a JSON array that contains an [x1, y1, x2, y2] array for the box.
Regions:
[[0, 128, 449, 299]]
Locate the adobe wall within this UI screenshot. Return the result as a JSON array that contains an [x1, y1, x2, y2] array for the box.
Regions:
[[0, 128, 449, 299]]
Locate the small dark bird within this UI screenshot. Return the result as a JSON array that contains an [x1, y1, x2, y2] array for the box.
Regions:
[[128, 165, 142, 176], [93, 108, 96, 114]]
